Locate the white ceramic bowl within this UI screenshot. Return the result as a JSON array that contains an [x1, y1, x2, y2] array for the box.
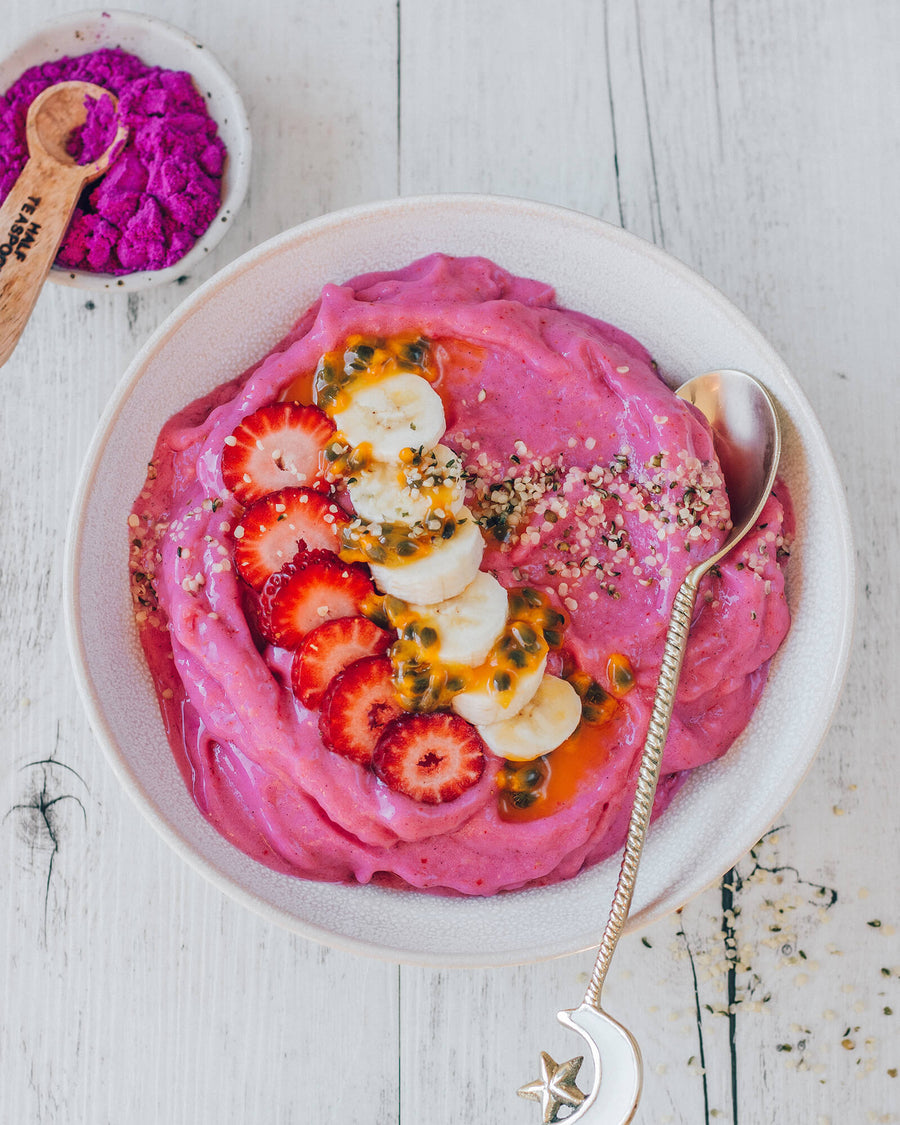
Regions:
[[0, 9, 251, 291], [64, 195, 854, 965]]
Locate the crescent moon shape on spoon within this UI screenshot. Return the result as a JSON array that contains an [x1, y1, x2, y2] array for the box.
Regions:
[[519, 369, 782, 1124]]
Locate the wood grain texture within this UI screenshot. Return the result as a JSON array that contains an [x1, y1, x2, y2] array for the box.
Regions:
[[2, 1, 897, 1123]]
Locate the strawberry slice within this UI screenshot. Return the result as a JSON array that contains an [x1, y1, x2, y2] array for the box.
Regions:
[[318, 655, 405, 765], [373, 712, 486, 804], [292, 616, 392, 709], [222, 403, 335, 505], [234, 488, 350, 589], [259, 551, 374, 647], [240, 583, 269, 650]]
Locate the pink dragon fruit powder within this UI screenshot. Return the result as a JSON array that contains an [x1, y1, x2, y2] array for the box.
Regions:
[[0, 48, 227, 275]]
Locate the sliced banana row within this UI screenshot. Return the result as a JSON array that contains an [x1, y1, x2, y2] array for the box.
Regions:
[[337, 367, 582, 756]]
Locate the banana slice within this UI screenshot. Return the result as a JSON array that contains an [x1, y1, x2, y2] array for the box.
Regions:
[[407, 571, 508, 668], [476, 674, 582, 760], [369, 508, 484, 603], [333, 373, 445, 461], [348, 443, 466, 524], [452, 650, 548, 727]]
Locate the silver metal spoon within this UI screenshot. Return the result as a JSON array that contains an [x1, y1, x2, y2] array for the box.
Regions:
[[518, 369, 782, 1124]]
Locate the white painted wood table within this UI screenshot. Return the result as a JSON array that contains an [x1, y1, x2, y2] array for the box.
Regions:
[[3, 2, 897, 1122]]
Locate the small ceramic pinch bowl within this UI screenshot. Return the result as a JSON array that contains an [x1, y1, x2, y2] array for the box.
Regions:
[[64, 194, 854, 966], [0, 9, 251, 291]]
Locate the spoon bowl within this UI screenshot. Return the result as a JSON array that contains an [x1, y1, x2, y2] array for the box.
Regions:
[[677, 368, 782, 560], [521, 369, 782, 1124], [0, 81, 128, 366], [28, 81, 123, 170]]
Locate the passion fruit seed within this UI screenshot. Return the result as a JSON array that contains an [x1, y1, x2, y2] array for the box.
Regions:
[[324, 441, 347, 463], [317, 385, 338, 407], [317, 359, 338, 384], [608, 653, 636, 694], [511, 622, 537, 647], [508, 593, 527, 616], [493, 670, 513, 693], [403, 340, 427, 365], [383, 595, 405, 620], [498, 758, 549, 794], [344, 351, 368, 373], [585, 681, 610, 705], [566, 670, 617, 725]]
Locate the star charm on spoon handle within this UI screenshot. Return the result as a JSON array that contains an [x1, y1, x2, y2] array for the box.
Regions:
[[518, 1052, 586, 1124]]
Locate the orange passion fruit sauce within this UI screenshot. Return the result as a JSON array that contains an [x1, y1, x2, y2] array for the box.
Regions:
[[280, 334, 636, 821], [367, 586, 559, 713]]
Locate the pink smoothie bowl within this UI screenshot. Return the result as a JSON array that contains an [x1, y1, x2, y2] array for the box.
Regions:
[[63, 194, 854, 966]]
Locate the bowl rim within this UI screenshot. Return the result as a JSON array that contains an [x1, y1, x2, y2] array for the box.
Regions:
[[64, 192, 856, 965], [0, 7, 251, 292]]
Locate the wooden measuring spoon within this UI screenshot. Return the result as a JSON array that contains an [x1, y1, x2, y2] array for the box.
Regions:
[[0, 81, 128, 367]]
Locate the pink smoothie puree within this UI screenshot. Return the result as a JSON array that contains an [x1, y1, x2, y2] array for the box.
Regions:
[[129, 254, 792, 895]]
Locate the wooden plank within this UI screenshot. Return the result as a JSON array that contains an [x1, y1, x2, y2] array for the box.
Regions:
[[1, 4, 401, 1124], [397, 1, 898, 1122]]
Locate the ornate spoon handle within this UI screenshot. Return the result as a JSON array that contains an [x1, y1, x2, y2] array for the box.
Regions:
[[520, 572, 703, 1125], [583, 571, 700, 1008], [521, 372, 781, 1123]]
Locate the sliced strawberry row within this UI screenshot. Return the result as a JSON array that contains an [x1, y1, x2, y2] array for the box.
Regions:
[[234, 487, 350, 589], [258, 551, 374, 648], [222, 402, 335, 505], [292, 616, 392, 709], [224, 399, 485, 805]]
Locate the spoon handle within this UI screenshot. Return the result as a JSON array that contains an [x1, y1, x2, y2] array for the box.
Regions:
[[582, 571, 701, 1009], [0, 154, 90, 367]]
